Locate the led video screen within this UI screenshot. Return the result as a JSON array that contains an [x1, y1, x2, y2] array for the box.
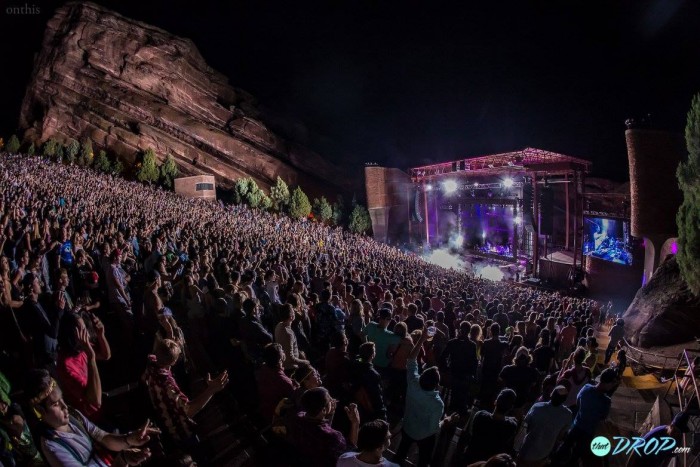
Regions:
[[582, 217, 632, 266]]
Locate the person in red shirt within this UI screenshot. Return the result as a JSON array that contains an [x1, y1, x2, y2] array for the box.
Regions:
[[56, 311, 110, 421], [256, 343, 297, 422]]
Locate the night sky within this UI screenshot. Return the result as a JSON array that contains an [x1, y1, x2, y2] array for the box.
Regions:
[[1, 0, 699, 181]]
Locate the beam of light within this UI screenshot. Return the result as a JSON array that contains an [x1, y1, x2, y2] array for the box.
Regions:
[[514, 216, 522, 225], [503, 177, 514, 188], [443, 180, 458, 194], [482, 231, 486, 238], [449, 234, 464, 248]]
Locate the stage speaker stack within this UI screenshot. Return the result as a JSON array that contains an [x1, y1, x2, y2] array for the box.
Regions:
[[540, 186, 554, 236], [522, 179, 535, 233], [452, 161, 458, 172], [412, 187, 423, 222]]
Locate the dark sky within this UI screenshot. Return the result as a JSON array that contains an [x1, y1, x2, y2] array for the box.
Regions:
[[1, 0, 699, 181]]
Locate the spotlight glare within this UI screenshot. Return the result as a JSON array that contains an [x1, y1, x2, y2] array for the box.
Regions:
[[514, 216, 522, 225], [482, 231, 486, 238], [443, 180, 458, 194], [425, 184, 433, 191], [455, 234, 464, 245], [474, 182, 479, 187], [503, 177, 514, 188]]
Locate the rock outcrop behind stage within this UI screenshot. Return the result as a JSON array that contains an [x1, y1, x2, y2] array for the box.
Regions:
[[623, 256, 700, 347], [19, 2, 348, 193]]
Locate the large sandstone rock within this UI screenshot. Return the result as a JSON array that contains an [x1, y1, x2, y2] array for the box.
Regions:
[[623, 256, 700, 348], [19, 1, 350, 194]]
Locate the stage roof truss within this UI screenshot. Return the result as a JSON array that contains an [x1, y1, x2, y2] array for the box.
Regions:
[[409, 147, 591, 182]]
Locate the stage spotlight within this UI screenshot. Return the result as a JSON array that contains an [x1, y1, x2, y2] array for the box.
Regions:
[[482, 231, 486, 239], [443, 180, 458, 194], [503, 177, 514, 188], [474, 182, 479, 187], [425, 184, 433, 191], [455, 234, 464, 245], [514, 216, 522, 225]]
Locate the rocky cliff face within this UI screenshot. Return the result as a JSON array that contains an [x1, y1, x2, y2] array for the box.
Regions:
[[623, 256, 700, 348], [19, 1, 349, 194]]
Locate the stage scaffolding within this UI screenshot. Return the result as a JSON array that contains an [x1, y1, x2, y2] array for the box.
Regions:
[[408, 148, 591, 278]]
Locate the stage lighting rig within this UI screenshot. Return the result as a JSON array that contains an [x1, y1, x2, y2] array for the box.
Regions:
[[443, 180, 458, 194]]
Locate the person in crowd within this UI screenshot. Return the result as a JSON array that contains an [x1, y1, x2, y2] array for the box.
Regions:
[[240, 298, 273, 366], [315, 290, 346, 353], [499, 347, 539, 411], [25, 369, 157, 467], [552, 368, 619, 466], [363, 308, 400, 377], [143, 338, 229, 442], [256, 343, 297, 423], [325, 332, 353, 403], [605, 318, 625, 364], [351, 342, 387, 422], [439, 321, 479, 416], [393, 327, 457, 467], [627, 410, 691, 467], [462, 388, 518, 464], [56, 311, 110, 420], [480, 322, 507, 405], [22, 272, 62, 371], [518, 385, 572, 466], [558, 347, 592, 411], [285, 387, 361, 467], [336, 419, 398, 467], [275, 304, 309, 371]]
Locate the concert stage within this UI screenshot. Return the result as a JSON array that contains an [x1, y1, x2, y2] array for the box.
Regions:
[[365, 148, 592, 277]]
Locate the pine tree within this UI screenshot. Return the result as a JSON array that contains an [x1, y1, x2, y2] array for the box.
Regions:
[[6, 135, 20, 153], [288, 186, 311, 219], [332, 195, 345, 226], [245, 179, 263, 208], [260, 194, 272, 211], [56, 145, 65, 161], [234, 177, 253, 205], [348, 204, 372, 235], [79, 137, 94, 166], [136, 148, 160, 183], [42, 139, 57, 158], [66, 139, 80, 164], [159, 153, 179, 188], [270, 176, 291, 212], [27, 143, 35, 156], [677, 93, 700, 295], [313, 196, 333, 223], [111, 158, 124, 175], [94, 150, 111, 172]]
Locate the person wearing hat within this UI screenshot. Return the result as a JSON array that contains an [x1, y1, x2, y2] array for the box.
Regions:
[[518, 386, 573, 466], [552, 367, 619, 466], [628, 410, 691, 467]]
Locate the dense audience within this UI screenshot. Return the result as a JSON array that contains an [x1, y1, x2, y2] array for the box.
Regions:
[[0, 154, 631, 466]]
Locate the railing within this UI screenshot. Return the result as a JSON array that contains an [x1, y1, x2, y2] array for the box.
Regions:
[[622, 338, 685, 373], [662, 349, 700, 467]]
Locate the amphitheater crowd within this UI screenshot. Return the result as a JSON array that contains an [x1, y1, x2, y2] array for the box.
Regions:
[[0, 154, 637, 466]]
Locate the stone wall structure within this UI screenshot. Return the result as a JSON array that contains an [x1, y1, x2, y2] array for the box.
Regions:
[[174, 175, 216, 200]]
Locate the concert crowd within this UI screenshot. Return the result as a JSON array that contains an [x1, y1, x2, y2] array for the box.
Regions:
[[0, 154, 639, 467]]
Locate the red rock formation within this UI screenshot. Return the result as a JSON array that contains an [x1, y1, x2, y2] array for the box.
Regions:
[[19, 1, 349, 194]]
